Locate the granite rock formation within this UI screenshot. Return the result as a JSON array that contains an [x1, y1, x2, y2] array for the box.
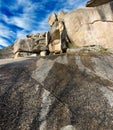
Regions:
[[63, 1, 113, 49], [1, 0, 113, 130], [1, 49, 113, 130], [13, 33, 48, 58], [57, 11, 67, 21], [47, 1, 113, 51], [47, 12, 69, 53], [8, 0, 113, 58], [0, 45, 14, 59], [48, 13, 58, 26], [86, 0, 113, 7]]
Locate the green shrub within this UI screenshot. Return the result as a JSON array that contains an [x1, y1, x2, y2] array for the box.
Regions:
[[68, 43, 75, 48]]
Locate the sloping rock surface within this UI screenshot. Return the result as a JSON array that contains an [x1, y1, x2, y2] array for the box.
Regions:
[[1, 51, 113, 130]]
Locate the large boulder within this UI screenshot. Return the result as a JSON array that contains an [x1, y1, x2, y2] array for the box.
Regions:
[[1, 49, 113, 130], [48, 21, 60, 41], [63, 1, 113, 50], [48, 39, 61, 53], [86, 0, 113, 7], [47, 21, 62, 53], [48, 11, 69, 53], [13, 33, 48, 58]]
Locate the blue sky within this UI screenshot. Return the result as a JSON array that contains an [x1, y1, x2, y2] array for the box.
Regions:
[[0, 0, 87, 49]]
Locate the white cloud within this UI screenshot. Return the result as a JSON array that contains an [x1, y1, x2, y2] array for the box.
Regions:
[[11, 17, 31, 29], [55, 0, 87, 12], [65, 0, 86, 7], [0, 24, 16, 41], [1, 0, 42, 30], [1, 13, 34, 30], [10, 0, 46, 14], [16, 30, 28, 39], [0, 24, 10, 36], [30, 14, 50, 34], [0, 39, 10, 47]]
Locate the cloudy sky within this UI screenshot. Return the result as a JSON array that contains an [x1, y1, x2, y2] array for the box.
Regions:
[[0, 0, 87, 49]]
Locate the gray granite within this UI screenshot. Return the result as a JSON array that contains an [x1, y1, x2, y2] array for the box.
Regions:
[[1, 52, 113, 130]]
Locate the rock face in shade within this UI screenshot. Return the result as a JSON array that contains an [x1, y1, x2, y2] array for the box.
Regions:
[[1, 50, 113, 130], [63, 1, 113, 49], [0, 45, 14, 59], [86, 0, 113, 7]]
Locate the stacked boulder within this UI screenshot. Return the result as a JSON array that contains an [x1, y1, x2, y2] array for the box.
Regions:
[[13, 11, 70, 58], [13, 0, 113, 58], [47, 11, 69, 54], [47, 0, 113, 53], [13, 33, 48, 58]]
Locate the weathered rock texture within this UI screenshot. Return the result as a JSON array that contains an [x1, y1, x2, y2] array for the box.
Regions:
[[48, 13, 58, 26], [86, 0, 113, 7], [1, 50, 113, 130], [0, 45, 14, 59], [57, 11, 67, 21], [47, 12, 69, 53], [63, 1, 113, 50], [47, 1, 113, 51], [13, 33, 48, 58]]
